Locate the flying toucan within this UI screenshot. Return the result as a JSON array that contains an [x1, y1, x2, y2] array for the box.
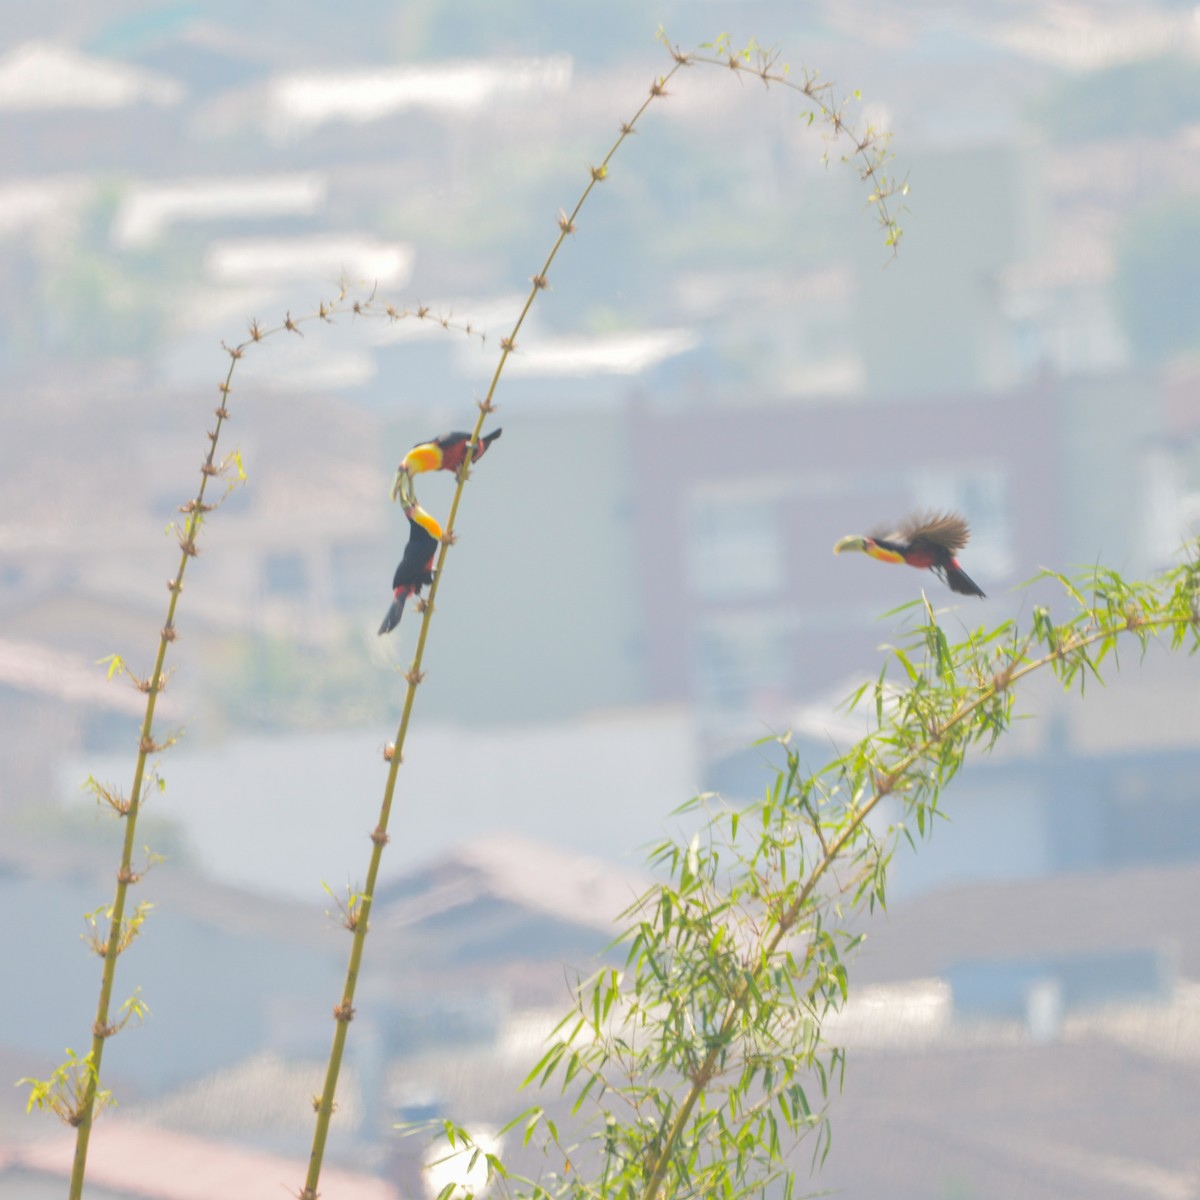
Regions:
[[833, 511, 986, 598], [378, 507, 441, 635], [391, 429, 502, 503]]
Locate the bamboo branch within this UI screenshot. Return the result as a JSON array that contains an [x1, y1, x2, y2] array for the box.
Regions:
[[68, 358, 238, 1200], [40, 293, 476, 1198], [299, 54, 691, 1200], [638, 607, 1192, 1200]]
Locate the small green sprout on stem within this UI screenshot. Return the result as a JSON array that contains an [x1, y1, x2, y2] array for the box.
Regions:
[[21, 1050, 113, 1127]]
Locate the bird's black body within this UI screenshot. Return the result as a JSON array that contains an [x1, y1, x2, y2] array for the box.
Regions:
[[378, 516, 439, 635]]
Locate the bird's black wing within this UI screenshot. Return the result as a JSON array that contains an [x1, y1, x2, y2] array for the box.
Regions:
[[392, 517, 439, 589]]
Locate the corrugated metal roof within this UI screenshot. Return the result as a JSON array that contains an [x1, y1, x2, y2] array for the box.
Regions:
[[376, 831, 651, 936], [8, 1121, 398, 1200]]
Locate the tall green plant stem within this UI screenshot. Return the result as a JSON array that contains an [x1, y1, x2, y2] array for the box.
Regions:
[[43, 299, 474, 1200], [638, 609, 1188, 1200], [69, 361, 239, 1200], [302, 38, 906, 1193], [300, 55, 692, 1200]]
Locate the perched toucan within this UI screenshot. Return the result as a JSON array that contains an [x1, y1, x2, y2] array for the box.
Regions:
[[833, 511, 986, 598], [391, 429, 502, 502], [378, 509, 440, 635]]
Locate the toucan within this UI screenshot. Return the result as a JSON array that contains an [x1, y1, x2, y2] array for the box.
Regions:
[[391, 429, 502, 503], [833, 511, 985, 598], [378, 509, 441, 635]]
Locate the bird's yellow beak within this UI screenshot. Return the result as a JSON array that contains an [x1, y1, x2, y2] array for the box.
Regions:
[[391, 466, 416, 505], [833, 534, 869, 556]]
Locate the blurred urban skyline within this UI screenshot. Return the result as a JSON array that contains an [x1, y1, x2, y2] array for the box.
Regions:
[[3, 3, 1200, 1198], [2, 0, 1197, 864]]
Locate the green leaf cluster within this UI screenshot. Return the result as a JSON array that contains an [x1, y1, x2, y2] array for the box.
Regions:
[[427, 549, 1200, 1200]]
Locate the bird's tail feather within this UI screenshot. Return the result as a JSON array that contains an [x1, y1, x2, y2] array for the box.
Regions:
[[378, 592, 407, 635], [944, 561, 986, 598], [477, 427, 502, 458]]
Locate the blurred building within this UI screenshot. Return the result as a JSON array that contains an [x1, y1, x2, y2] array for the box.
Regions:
[[5, 7, 1200, 1199], [7, 828, 1199, 1200], [625, 383, 1061, 720]]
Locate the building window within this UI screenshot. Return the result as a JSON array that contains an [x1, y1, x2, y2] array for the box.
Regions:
[[330, 540, 376, 611], [685, 484, 785, 602], [694, 610, 792, 712], [263, 551, 308, 597]]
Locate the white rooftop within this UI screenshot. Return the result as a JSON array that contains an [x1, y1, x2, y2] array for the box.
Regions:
[[205, 235, 414, 287], [62, 706, 699, 900], [266, 55, 573, 135], [0, 637, 173, 717], [0, 176, 94, 238], [112, 173, 328, 247], [990, 5, 1200, 71], [483, 327, 700, 378], [0, 41, 182, 111]]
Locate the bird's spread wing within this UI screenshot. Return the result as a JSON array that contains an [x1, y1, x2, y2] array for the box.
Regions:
[[897, 511, 971, 554], [411, 431, 465, 452]]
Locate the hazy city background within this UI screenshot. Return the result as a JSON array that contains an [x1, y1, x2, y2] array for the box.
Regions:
[[3, 2, 1199, 1197]]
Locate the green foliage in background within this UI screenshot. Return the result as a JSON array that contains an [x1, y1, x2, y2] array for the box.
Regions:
[[36, 185, 197, 362], [213, 630, 396, 732], [425, 553, 1200, 1200]]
